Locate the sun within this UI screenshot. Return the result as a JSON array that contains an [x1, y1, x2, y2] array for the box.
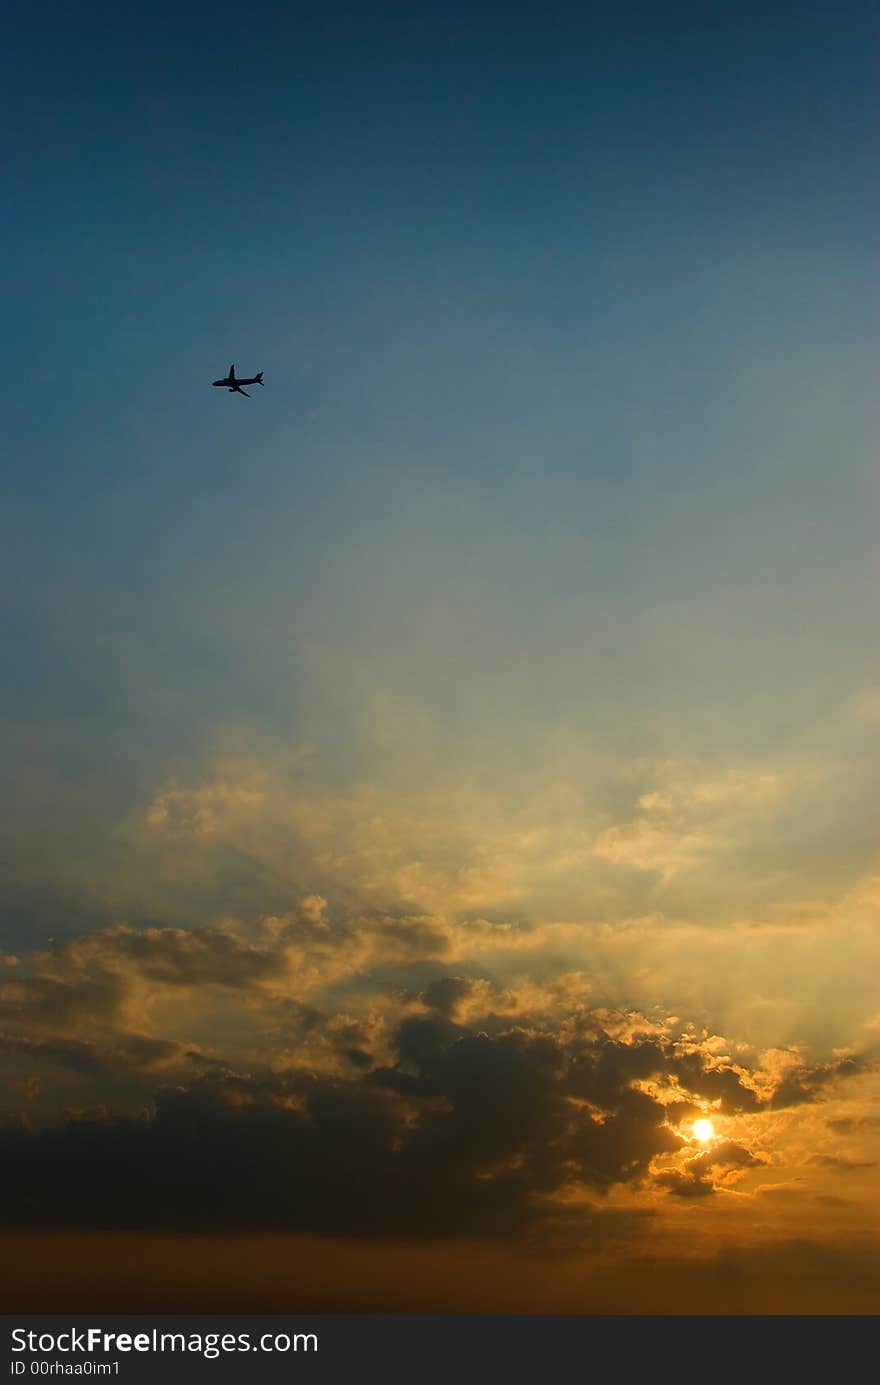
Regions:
[[693, 1118, 715, 1143]]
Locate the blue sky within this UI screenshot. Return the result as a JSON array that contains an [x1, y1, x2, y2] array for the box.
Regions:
[[2, 0, 877, 978], [2, 3, 877, 949]]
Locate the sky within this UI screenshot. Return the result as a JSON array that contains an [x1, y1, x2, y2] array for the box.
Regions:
[[1, 0, 878, 1312]]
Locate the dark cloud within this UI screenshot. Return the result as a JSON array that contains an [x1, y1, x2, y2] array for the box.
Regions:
[[0, 1010, 783, 1237], [655, 1140, 766, 1198], [267, 997, 323, 1032], [0, 971, 126, 1032], [807, 1154, 877, 1172], [653, 1169, 717, 1198], [565, 1034, 768, 1116], [393, 1014, 466, 1069], [0, 1015, 674, 1236], [664, 1049, 763, 1113], [768, 1055, 867, 1109], [0, 1031, 195, 1077], [344, 1048, 373, 1069], [102, 926, 283, 988], [0, 952, 870, 1239], [421, 976, 474, 1018]]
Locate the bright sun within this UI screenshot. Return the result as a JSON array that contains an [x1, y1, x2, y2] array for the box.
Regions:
[[693, 1119, 715, 1142]]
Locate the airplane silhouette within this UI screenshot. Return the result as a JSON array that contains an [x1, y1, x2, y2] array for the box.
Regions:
[[212, 364, 264, 397]]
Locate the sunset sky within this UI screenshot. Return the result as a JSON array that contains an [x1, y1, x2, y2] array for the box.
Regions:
[[1, 1, 878, 1312]]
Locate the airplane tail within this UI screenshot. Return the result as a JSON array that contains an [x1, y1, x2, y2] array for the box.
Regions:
[[255, 371, 264, 385]]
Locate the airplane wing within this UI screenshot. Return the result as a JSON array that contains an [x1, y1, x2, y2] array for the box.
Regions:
[[237, 387, 250, 397], [229, 363, 235, 381]]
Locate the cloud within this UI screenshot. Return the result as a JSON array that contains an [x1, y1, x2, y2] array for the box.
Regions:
[[102, 928, 285, 988], [591, 768, 787, 883], [0, 1032, 196, 1078], [135, 756, 801, 925], [0, 988, 867, 1236], [654, 1140, 767, 1198], [0, 969, 127, 1033], [827, 1115, 880, 1133], [806, 1154, 877, 1173], [81, 747, 874, 1060], [768, 1056, 867, 1109]]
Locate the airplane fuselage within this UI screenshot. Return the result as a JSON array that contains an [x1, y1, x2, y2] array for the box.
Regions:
[[211, 365, 264, 396]]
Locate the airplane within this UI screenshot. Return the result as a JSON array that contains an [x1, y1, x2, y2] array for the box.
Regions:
[[211, 364, 264, 397]]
